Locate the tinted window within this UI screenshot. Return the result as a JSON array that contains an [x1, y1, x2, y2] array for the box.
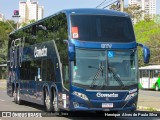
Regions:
[[20, 59, 56, 81], [71, 15, 135, 42]]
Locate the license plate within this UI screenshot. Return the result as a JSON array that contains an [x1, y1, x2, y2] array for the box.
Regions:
[[102, 103, 113, 108]]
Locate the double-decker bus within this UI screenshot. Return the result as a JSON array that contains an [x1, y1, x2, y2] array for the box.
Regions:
[[139, 65, 160, 91], [7, 9, 150, 112]]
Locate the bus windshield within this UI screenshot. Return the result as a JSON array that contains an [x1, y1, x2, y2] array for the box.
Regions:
[[71, 15, 135, 42], [72, 49, 138, 90]]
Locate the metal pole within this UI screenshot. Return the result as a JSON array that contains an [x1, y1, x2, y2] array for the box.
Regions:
[[120, 0, 124, 12]]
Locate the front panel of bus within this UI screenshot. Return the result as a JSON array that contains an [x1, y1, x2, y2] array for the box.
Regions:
[[68, 14, 138, 111]]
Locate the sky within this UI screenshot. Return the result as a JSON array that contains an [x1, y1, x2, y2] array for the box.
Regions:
[[0, 0, 129, 20], [0, 0, 159, 20]]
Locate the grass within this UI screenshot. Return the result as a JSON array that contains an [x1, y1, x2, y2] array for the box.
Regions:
[[138, 106, 159, 112], [146, 107, 158, 112]]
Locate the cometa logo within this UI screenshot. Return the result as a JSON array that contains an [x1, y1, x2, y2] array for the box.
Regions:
[[96, 92, 118, 98], [34, 46, 47, 58]]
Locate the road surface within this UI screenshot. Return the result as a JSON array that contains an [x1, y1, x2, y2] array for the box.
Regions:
[[0, 90, 160, 120]]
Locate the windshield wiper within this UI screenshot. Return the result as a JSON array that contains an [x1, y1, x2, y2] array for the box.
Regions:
[[108, 67, 126, 90], [88, 65, 104, 88]]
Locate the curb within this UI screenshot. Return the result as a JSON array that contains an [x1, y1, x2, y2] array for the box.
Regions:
[[137, 106, 160, 111]]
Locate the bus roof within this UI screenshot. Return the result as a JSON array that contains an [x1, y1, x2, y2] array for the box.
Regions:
[[139, 65, 160, 70], [10, 8, 130, 35], [64, 8, 128, 16]]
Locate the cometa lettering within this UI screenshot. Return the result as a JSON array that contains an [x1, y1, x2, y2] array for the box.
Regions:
[[34, 46, 47, 58], [96, 92, 118, 97]]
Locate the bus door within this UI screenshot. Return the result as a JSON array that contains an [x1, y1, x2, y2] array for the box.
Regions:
[[152, 70, 160, 88], [141, 70, 150, 89], [149, 70, 154, 88]]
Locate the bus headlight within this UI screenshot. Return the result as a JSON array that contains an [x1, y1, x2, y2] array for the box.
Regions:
[[125, 92, 137, 101], [73, 91, 89, 101]]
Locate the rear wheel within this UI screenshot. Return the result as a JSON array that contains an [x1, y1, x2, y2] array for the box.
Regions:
[[17, 86, 22, 105], [13, 88, 17, 104], [53, 90, 59, 112], [45, 89, 53, 112]]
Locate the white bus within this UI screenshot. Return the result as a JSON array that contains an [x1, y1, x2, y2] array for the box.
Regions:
[[139, 65, 160, 91]]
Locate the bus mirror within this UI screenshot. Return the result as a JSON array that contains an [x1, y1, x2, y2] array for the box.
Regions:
[[137, 43, 150, 64], [143, 46, 150, 64]]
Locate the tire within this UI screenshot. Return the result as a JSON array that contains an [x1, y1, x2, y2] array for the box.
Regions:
[[53, 90, 59, 112], [13, 88, 17, 104], [17, 86, 22, 105], [45, 89, 53, 112], [155, 84, 159, 91]]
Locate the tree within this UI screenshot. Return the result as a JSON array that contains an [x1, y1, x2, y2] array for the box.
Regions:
[[134, 19, 160, 65], [110, 4, 144, 23], [124, 5, 144, 23], [0, 20, 16, 79]]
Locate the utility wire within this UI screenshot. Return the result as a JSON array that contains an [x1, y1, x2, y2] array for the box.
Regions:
[[96, 0, 107, 8], [5, 20, 16, 31], [96, 0, 115, 8], [103, 0, 118, 9]]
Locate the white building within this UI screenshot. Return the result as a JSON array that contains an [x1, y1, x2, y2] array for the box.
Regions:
[[19, 0, 44, 23], [129, 0, 141, 5], [141, 0, 156, 18], [129, 0, 157, 22], [38, 6, 44, 20], [0, 14, 5, 21], [19, 1, 27, 23]]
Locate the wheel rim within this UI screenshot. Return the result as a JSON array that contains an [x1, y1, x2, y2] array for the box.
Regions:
[[17, 88, 20, 101], [156, 85, 159, 91], [45, 93, 50, 109], [13, 90, 16, 101], [53, 92, 58, 111]]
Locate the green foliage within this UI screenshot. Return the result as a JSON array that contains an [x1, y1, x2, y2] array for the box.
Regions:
[[134, 19, 160, 65], [0, 20, 16, 78], [0, 20, 16, 64], [124, 5, 144, 23]]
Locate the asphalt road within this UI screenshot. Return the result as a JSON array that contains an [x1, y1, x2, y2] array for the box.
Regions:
[[138, 90, 160, 110], [0, 90, 160, 120]]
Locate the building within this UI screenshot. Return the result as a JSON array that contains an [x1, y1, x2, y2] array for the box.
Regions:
[[129, 0, 157, 23], [19, 0, 44, 23], [38, 6, 44, 20], [0, 14, 5, 21], [129, 0, 141, 5], [141, 0, 156, 19]]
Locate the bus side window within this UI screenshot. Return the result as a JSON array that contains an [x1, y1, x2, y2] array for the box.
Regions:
[[42, 59, 56, 82]]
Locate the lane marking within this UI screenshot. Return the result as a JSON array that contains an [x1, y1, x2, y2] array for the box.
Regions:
[[0, 99, 5, 101]]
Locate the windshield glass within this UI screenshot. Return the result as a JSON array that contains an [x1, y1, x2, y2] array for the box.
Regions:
[[72, 49, 138, 90], [71, 15, 135, 42]]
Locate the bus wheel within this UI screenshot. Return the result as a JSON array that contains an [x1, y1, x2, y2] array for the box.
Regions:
[[53, 90, 59, 112], [155, 84, 159, 91], [45, 90, 53, 112], [17, 86, 22, 105], [13, 88, 17, 104]]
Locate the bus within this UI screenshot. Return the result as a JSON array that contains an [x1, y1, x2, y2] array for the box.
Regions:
[[7, 8, 150, 112], [139, 65, 160, 91]]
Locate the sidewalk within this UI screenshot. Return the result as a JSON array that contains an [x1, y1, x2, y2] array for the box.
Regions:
[[0, 79, 6, 90]]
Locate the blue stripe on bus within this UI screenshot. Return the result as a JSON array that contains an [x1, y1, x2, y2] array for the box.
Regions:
[[70, 40, 137, 49]]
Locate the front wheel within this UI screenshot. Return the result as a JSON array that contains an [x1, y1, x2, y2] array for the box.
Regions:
[[155, 84, 159, 91]]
